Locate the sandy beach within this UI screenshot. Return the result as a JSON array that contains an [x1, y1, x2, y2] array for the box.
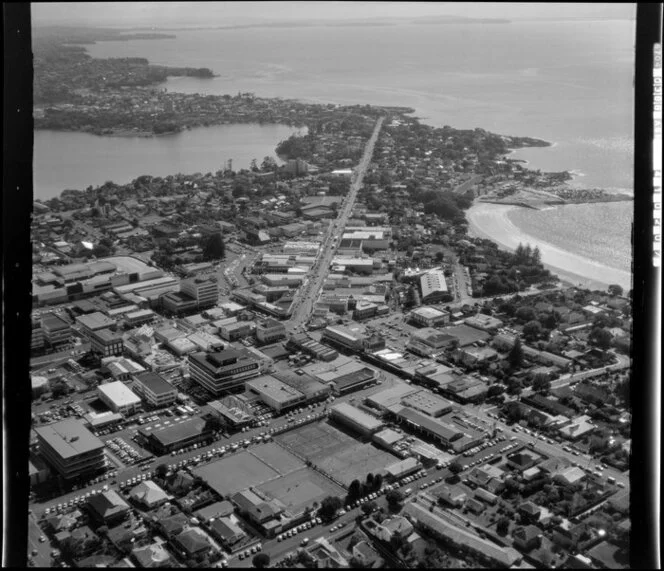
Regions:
[[466, 202, 632, 292]]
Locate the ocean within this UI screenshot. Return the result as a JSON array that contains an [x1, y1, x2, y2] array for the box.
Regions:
[[39, 18, 636, 281]]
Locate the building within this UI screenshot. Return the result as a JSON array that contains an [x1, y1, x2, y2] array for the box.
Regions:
[[321, 324, 368, 352], [409, 306, 450, 328], [132, 371, 178, 408], [41, 313, 72, 348], [207, 397, 255, 430], [35, 419, 105, 480], [245, 375, 306, 412], [353, 301, 378, 321], [90, 328, 124, 357], [76, 311, 117, 335], [383, 457, 422, 480], [188, 349, 262, 396], [390, 406, 464, 449], [98, 381, 142, 415], [329, 402, 384, 437], [87, 490, 131, 526], [315, 361, 379, 395], [401, 390, 455, 418], [138, 417, 210, 455], [464, 313, 503, 332], [161, 291, 198, 316], [180, 276, 219, 309], [255, 318, 287, 345], [420, 270, 449, 303], [218, 320, 255, 342]]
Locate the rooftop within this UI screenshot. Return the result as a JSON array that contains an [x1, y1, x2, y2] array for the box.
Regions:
[[135, 371, 176, 396], [98, 381, 142, 407], [36, 419, 105, 458]]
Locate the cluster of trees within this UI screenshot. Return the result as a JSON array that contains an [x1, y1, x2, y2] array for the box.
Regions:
[[317, 496, 343, 521], [346, 473, 383, 505]]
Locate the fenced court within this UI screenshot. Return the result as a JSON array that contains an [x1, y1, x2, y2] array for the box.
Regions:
[[192, 451, 280, 496], [275, 421, 397, 487], [250, 442, 305, 476], [257, 467, 345, 514]]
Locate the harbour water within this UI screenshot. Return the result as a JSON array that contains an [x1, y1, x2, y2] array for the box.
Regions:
[[34, 123, 304, 200], [36, 18, 635, 285]]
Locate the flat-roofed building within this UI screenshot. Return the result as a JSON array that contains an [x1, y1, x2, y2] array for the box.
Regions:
[[464, 313, 503, 332], [98, 381, 142, 415], [255, 318, 287, 345], [353, 301, 378, 321], [401, 391, 454, 418], [272, 370, 331, 402], [391, 406, 464, 448], [35, 419, 105, 480], [76, 311, 116, 335], [322, 324, 368, 352], [161, 291, 198, 316], [42, 313, 72, 348], [138, 417, 210, 455], [330, 402, 384, 437], [133, 371, 177, 408], [181, 276, 219, 308], [188, 349, 262, 396], [245, 375, 305, 412], [218, 321, 255, 342], [409, 306, 450, 328], [384, 457, 422, 480], [420, 270, 449, 303], [90, 328, 124, 357], [315, 361, 379, 395], [124, 309, 157, 327], [208, 397, 255, 430]]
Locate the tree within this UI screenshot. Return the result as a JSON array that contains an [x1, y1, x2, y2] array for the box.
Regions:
[[591, 327, 612, 350], [496, 516, 510, 536], [373, 473, 383, 491], [204, 415, 223, 434], [448, 462, 464, 474], [523, 320, 543, 341], [365, 473, 374, 488], [252, 553, 270, 568], [508, 338, 524, 369], [155, 463, 169, 479], [202, 233, 225, 260], [362, 501, 377, 516], [487, 385, 505, 397], [348, 479, 362, 501], [608, 284, 623, 297], [386, 490, 404, 508], [318, 496, 342, 521], [515, 306, 537, 323], [531, 246, 542, 265]]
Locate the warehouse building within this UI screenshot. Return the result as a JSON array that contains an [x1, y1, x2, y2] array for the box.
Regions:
[[420, 270, 449, 303], [389, 406, 464, 449], [35, 419, 105, 481], [315, 361, 379, 395], [98, 381, 142, 415], [409, 306, 450, 328], [329, 402, 384, 437]]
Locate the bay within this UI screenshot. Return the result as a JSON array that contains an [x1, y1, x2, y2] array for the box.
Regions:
[[34, 123, 304, 200]]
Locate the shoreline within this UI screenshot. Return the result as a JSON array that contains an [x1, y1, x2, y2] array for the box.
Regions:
[[465, 202, 632, 292]]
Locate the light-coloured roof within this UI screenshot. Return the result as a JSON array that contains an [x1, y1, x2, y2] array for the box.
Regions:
[[98, 381, 141, 407], [35, 418, 104, 459]]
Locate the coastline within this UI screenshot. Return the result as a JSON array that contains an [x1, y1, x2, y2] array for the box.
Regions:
[[465, 202, 632, 291]]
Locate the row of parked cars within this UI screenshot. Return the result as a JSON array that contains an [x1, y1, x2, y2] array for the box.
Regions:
[[237, 543, 263, 560], [276, 518, 323, 542]]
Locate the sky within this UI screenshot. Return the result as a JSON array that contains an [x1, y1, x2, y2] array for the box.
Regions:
[[31, 2, 636, 28]]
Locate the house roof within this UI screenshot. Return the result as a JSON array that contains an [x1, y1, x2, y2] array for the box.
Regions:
[[175, 527, 210, 555], [129, 480, 169, 506], [87, 490, 130, 520]]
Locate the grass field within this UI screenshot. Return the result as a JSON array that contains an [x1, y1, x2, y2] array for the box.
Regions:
[[257, 467, 345, 515], [275, 421, 397, 487]]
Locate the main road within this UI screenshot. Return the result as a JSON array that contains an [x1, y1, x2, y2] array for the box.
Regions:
[[287, 117, 385, 331]]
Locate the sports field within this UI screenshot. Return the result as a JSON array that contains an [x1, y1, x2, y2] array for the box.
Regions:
[[251, 442, 305, 476], [275, 421, 397, 487], [192, 451, 280, 496], [257, 467, 345, 515]]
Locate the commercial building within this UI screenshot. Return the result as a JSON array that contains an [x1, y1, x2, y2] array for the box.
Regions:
[[255, 318, 287, 345], [188, 349, 262, 396], [218, 320, 255, 342], [138, 417, 210, 455], [409, 306, 450, 328], [315, 361, 379, 395], [383, 457, 422, 480], [245, 375, 306, 413], [98, 381, 142, 415], [390, 406, 464, 449], [401, 391, 455, 418], [329, 402, 384, 437], [41, 313, 72, 348], [286, 333, 339, 362], [272, 370, 331, 402], [76, 311, 117, 335], [35, 419, 105, 480], [207, 397, 255, 430], [181, 276, 219, 308], [90, 328, 124, 357], [124, 309, 157, 327], [321, 324, 368, 352], [353, 301, 378, 321], [420, 270, 449, 303], [132, 371, 178, 408], [464, 313, 503, 332]]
